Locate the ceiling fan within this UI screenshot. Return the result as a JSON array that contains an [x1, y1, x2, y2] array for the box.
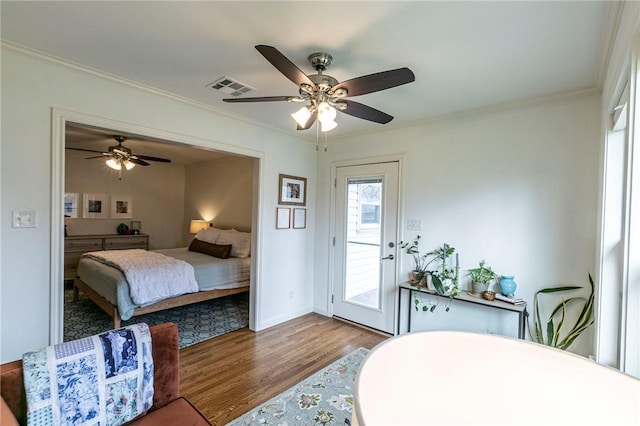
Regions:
[[223, 45, 415, 132], [66, 135, 171, 171]]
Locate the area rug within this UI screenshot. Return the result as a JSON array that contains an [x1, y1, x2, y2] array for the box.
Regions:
[[227, 347, 369, 426], [64, 289, 249, 349]]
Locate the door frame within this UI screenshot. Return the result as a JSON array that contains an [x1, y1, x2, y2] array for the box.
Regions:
[[50, 108, 264, 344], [328, 154, 404, 333]]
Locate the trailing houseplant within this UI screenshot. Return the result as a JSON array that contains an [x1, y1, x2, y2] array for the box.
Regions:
[[399, 235, 440, 286], [400, 236, 460, 312], [467, 260, 499, 295], [530, 273, 595, 351]]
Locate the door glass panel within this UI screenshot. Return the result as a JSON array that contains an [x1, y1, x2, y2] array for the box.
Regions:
[[344, 177, 382, 309]]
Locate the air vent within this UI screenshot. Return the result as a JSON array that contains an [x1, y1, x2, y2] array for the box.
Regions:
[[206, 76, 255, 97]]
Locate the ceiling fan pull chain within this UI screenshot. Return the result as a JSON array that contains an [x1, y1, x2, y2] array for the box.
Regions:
[[315, 123, 319, 151], [324, 131, 328, 152]]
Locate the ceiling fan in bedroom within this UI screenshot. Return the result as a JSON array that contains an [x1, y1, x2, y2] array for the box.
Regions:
[[223, 45, 415, 136], [66, 135, 172, 179]]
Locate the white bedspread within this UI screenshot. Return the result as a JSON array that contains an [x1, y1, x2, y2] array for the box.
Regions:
[[82, 249, 198, 305]]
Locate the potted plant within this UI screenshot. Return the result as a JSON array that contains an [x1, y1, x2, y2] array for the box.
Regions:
[[400, 237, 461, 312], [530, 273, 594, 351], [399, 235, 436, 287], [467, 260, 499, 295], [428, 243, 460, 297]]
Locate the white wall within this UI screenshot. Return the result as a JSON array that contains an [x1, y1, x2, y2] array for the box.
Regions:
[[1, 45, 317, 362], [65, 149, 186, 249], [314, 94, 600, 355], [184, 156, 254, 244]]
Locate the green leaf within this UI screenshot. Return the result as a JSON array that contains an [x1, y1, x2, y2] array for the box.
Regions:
[[430, 305, 436, 312], [546, 318, 555, 346], [432, 275, 445, 294]]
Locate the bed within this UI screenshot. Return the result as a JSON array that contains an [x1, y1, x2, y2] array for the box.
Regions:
[[73, 229, 251, 329]]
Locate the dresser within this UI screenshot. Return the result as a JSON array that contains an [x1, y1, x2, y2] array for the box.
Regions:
[[64, 234, 149, 281]]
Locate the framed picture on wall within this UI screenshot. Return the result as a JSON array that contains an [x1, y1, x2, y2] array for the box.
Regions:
[[111, 195, 133, 219], [64, 193, 79, 219], [83, 193, 108, 219], [293, 208, 306, 229], [276, 207, 291, 229], [278, 174, 307, 206]]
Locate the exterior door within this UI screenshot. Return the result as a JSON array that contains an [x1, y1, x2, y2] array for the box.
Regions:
[[332, 162, 399, 333]]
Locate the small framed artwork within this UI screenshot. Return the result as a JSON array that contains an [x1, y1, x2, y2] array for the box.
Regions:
[[278, 174, 307, 206], [111, 195, 133, 219], [83, 193, 108, 219], [276, 207, 291, 229], [293, 208, 306, 229], [64, 193, 79, 219]]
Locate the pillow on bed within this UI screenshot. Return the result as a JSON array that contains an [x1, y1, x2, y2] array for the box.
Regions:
[[216, 229, 251, 258], [188, 238, 232, 259], [195, 227, 223, 244]]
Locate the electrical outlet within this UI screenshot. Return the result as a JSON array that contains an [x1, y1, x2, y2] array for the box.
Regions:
[[12, 209, 36, 228], [407, 219, 422, 231]]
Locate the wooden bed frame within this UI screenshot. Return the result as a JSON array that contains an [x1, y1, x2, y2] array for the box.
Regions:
[[73, 278, 249, 329]]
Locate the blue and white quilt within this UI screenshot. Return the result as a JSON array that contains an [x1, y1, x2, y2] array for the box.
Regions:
[[22, 323, 154, 426]]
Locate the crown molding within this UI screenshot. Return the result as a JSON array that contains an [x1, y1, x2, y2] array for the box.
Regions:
[[330, 86, 601, 141], [1, 39, 299, 140]]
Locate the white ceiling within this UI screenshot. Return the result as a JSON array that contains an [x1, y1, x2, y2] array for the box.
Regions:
[[2, 1, 612, 143]]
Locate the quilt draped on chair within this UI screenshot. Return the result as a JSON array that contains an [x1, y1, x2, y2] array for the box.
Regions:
[[22, 323, 154, 426]]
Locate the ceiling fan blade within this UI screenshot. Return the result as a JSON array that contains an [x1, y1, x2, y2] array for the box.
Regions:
[[332, 67, 415, 97], [336, 100, 393, 124], [129, 157, 151, 166], [65, 147, 104, 154], [297, 115, 316, 131], [223, 96, 299, 103], [135, 154, 171, 163], [255, 45, 316, 89], [85, 155, 107, 159]]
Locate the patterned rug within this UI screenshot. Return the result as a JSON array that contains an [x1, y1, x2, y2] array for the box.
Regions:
[[64, 289, 249, 349], [227, 347, 369, 426]]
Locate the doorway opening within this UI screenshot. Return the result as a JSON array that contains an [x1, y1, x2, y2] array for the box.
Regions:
[[51, 109, 262, 344]]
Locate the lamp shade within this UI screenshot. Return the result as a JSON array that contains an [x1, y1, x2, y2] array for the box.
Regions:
[[291, 106, 312, 127], [189, 220, 208, 234], [105, 158, 121, 170]]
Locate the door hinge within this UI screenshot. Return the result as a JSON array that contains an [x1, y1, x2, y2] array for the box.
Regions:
[[332, 236, 335, 246], [334, 178, 337, 188], [331, 294, 334, 303]]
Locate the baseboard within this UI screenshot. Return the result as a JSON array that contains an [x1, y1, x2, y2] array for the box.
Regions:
[[255, 306, 313, 331], [332, 316, 393, 337]]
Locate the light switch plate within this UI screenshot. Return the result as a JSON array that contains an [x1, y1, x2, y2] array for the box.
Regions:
[[12, 209, 36, 228], [407, 219, 422, 231]]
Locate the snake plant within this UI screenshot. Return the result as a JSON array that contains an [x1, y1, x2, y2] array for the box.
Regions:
[[531, 273, 595, 350]]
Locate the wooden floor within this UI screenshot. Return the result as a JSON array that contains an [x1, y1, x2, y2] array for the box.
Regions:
[[179, 313, 389, 425]]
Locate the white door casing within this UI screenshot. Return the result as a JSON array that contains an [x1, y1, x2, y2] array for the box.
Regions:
[[331, 161, 400, 333]]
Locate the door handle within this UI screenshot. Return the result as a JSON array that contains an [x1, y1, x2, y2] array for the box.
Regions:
[[381, 254, 395, 261]]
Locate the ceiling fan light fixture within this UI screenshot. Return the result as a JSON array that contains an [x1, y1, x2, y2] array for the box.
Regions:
[[317, 101, 338, 132], [291, 105, 312, 127], [106, 158, 121, 170], [123, 160, 136, 170], [318, 102, 337, 121], [320, 119, 337, 132]]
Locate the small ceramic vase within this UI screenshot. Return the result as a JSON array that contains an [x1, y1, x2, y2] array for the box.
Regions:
[[499, 276, 517, 296]]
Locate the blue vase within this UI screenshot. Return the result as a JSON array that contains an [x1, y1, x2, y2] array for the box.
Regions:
[[499, 276, 517, 296]]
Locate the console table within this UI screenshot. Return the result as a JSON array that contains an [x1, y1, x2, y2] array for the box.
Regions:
[[397, 282, 528, 339]]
